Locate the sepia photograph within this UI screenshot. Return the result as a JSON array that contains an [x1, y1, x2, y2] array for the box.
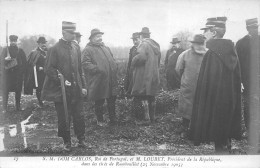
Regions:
[[0, 0, 259, 167]]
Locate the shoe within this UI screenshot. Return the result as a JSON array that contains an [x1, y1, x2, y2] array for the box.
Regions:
[[63, 142, 72, 152], [77, 140, 92, 149]]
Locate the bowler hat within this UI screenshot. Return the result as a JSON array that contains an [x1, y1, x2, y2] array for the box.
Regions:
[[37, 37, 47, 44], [170, 37, 180, 44], [9, 35, 18, 42], [62, 21, 76, 33], [75, 32, 82, 37], [190, 34, 206, 44], [246, 18, 258, 27], [131, 32, 140, 39], [201, 16, 227, 30], [89, 28, 104, 39], [139, 27, 151, 35]]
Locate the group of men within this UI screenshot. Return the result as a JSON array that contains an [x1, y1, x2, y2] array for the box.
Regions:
[[0, 16, 259, 153]]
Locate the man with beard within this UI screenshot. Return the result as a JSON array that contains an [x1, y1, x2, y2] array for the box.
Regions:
[[130, 27, 161, 124], [24, 37, 48, 107], [189, 17, 242, 154], [41, 21, 88, 151], [165, 38, 184, 90], [175, 34, 207, 138], [1, 35, 27, 113], [236, 18, 260, 143], [82, 28, 118, 127]]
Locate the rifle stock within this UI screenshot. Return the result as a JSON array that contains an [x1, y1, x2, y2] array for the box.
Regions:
[[57, 70, 70, 132]]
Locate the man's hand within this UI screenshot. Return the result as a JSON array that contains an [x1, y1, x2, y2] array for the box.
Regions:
[[82, 89, 88, 96], [39, 67, 44, 71], [241, 83, 244, 93], [65, 80, 71, 86]]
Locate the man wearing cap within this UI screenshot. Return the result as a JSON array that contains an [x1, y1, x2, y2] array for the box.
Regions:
[[175, 34, 207, 138], [24, 37, 48, 107], [130, 27, 161, 124], [189, 17, 242, 153], [82, 28, 118, 126], [0, 35, 27, 113], [236, 18, 260, 140], [165, 38, 184, 90], [41, 21, 88, 151]]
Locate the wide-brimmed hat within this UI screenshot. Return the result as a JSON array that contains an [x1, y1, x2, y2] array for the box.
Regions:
[[9, 35, 18, 42], [37, 37, 47, 44], [139, 27, 151, 35], [170, 37, 180, 44], [131, 32, 140, 39], [62, 21, 76, 33], [246, 18, 258, 28], [200, 16, 227, 30], [89, 28, 104, 39], [190, 34, 206, 44]]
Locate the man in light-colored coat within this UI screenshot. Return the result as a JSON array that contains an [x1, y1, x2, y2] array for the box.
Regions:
[[175, 34, 207, 138], [82, 28, 118, 126]]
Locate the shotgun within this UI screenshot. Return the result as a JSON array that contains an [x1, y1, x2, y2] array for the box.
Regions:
[[57, 70, 70, 132]]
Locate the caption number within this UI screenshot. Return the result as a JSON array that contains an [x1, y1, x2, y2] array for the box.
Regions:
[[14, 157, 18, 162]]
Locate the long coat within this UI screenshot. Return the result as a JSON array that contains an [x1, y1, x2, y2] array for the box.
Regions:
[[189, 39, 242, 145], [164, 47, 184, 90], [0, 45, 27, 93], [124, 45, 138, 95], [24, 47, 47, 95], [131, 38, 161, 96], [81, 42, 118, 101], [41, 39, 85, 102], [236, 34, 260, 95], [175, 46, 207, 120]]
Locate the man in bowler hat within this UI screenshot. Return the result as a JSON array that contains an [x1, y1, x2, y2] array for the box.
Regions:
[[41, 21, 88, 151], [24, 36, 48, 107], [82, 28, 118, 127], [164, 37, 184, 90], [0, 35, 27, 113]]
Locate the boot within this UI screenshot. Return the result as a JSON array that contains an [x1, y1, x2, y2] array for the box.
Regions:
[[131, 98, 143, 124], [15, 92, 22, 111], [107, 98, 116, 125], [62, 137, 71, 152], [148, 101, 156, 123], [95, 104, 105, 126]]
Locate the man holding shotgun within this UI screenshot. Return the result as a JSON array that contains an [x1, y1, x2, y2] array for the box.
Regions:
[[41, 21, 88, 151]]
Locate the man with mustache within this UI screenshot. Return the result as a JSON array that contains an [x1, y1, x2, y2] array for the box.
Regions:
[[1, 35, 27, 113], [82, 28, 118, 127]]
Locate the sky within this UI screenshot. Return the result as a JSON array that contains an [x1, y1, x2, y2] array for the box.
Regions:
[[0, 0, 259, 50]]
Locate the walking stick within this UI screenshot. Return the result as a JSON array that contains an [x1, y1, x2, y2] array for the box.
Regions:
[[57, 70, 70, 132], [33, 66, 38, 87]]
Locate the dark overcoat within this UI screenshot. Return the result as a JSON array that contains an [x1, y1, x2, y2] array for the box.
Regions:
[[131, 38, 161, 96], [81, 42, 118, 101], [24, 47, 47, 95], [0, 45, 27, 93], [41, 39, 85, 102], [189, 39, 242, 145], [164, 47, 184, 90]]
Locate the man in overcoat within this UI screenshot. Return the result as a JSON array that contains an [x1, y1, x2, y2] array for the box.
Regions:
[[24, 37, 48, 107], [236, 18, 260, 143], [130, 27, 161, 124], [82, 28, 118, 126], [41, 21, 88, 151], [165, 38, 184, 90], [1, 35, 27, 113], [189, 17, 242, 154]]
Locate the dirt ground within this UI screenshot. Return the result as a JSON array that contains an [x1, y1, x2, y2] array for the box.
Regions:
[[0, 92, 258, 156]]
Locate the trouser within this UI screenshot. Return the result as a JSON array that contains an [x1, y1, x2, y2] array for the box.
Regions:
[[2, 90, 21, 110], [132, 95, 155, 122], [181, 117, 190, 129], [36, 87, 43, 104], [54, 99, 85, 143], [95, 96, 116, 123], [243, 90, 250, 130]]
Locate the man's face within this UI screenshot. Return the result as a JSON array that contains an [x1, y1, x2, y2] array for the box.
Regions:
[[247, 26, 258, 36], [10, 41, 17, 46], [133, 38, 140, 47], [172, 43, 180, 49], [203, 29, 214, 41], [63, 31, 75, 41], [92, 34, 102, 43], [38, 43, 46, 48]]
